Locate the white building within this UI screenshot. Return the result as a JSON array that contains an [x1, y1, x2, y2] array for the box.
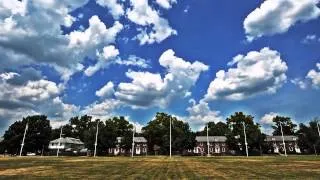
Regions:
[[49, 137, 85, 153]]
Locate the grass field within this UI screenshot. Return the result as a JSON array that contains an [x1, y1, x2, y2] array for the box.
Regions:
[[0, 156, 320, 179]]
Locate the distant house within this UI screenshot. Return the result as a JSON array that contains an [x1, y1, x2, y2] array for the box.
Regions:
[[191, 136, 228, 155], [49, 137, 86, 154], [265, 136, 301, 154], [108, 137, 148, 156]]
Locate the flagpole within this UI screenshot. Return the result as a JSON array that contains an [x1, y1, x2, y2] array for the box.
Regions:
[[57, 127, 63, 157], [19, 122, 28, 157], [170, 117, 172, 158], [317, 121, 320, 137], [94, 121, 99, 157], [280, 123, 287, 157], [207, 123, 210, 156], [242, 122, 248, 157], [132, 126, 135, 158]]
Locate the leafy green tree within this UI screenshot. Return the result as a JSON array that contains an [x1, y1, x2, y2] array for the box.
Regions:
[[226, 112, 263, 155], [297, 118, 320, 154], [200, 122, 230, 136], [2, 115, 51, 155], [272, 116, 297, 135], [142, 112, 195, 155]]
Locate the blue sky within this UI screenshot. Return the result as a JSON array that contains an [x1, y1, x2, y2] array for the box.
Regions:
[[0, 0, 320, 134]]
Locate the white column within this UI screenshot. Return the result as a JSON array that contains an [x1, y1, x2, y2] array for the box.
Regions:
[[19, 122, 28, 157], [207, 124, 210, 156], [280, 123, 287, 157], [170, 117, 172, 158], [317, 121, 320, 137], [242, 122, 248, 157], [132, 126, 135, 158], [94, 121, 99, 157], [57, 127, 63, 157]]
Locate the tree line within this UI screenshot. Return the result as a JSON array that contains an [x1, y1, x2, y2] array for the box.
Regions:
[[0, 112, 319, 155]]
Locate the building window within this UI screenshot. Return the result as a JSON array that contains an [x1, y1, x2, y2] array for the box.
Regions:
[[222, 147, 225, 152], [143, 148, 147, 153], [200, 142, 203, 146], [108, 148, 113, 153], [289, 146, 294, 152]]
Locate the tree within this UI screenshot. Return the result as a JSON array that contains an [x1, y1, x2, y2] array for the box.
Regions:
[[272, 116, 297, 135], [2, 115, 51, 155], [297, 118, 320, 154], [200, 122, 230, 136], [142, 112, 195, 155], [226, 112, 263, 155]]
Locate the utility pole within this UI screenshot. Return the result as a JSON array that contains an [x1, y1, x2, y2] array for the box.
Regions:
[[132, 126, 135, 158], [94, 121, 99, 157], [280, 123, 287, 157], [57, 127, 63, 157], [242, 122, 248, 157], [19, 122, 28, 157], [207, 123, 210, 156], [170, 116, 172, 158]]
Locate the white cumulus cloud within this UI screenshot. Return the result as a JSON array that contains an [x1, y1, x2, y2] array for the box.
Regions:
[[96, 0, 125, 19], [307, 63, 320, 88], [156, 0, 177, 9], [96, 81, 115, 98], [126, 0, 177, 45], [205, 47, 288, 101], [115, 49, 208, 108], [244, 0, 320, 41]]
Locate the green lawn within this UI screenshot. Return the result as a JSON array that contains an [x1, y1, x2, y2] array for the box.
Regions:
[[0, 156, 319, 179]]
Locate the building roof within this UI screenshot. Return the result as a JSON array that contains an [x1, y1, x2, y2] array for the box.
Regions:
[[116, 136, 147, 143], [265, 136, 298, 142], [50, 137, 84, 145], [196, 136, 227, 142], [134, 137, 147, 143]]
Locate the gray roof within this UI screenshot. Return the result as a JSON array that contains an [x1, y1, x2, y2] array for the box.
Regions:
[[196, 136, 227, 142], [265, 136, 298, 142], [50, 137, 84, 145], [134, 137, 147, 143]]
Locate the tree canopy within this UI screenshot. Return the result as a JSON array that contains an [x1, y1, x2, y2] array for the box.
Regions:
[[226, 112, 264, 155], [142, 112, 195, 155], [2, 115, 51, 155], [271, 116, 297, 136]]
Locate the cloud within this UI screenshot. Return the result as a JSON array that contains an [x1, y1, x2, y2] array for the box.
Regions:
[[96, 0, 125, 19], [0, 1, 123, 81], [115, 49, 209, 108], [244, 0, 320, 41], [185, 100, 224, 130], [301, 34, 320, 44], [81, 99, 122, 120], [85, 47, 150, 76], [127, 0, 177, 45], [204, 47, 288, 101], [156, 0, 177, 9], [96, 81, 115, 98], [291, 78, 308, 89], [0, 71, 79, 134], [306, 63, 320, 88], [260, 112, 278, 125], [84, 45, 120, 77], [114, 55, 150, 68], [6, 67, 42, 86]]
